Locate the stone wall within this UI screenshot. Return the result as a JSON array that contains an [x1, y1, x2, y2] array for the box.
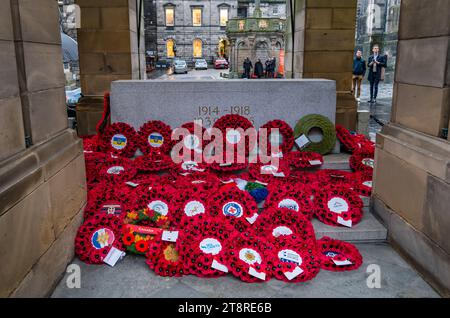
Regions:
[[0, 0, 86, 297]]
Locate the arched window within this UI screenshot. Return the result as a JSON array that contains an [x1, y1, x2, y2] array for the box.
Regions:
[[193, 39, 202, 58], [167, 39, 175, 58]]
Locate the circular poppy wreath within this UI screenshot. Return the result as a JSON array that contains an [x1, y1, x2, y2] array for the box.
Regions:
[[134, 152, 175, 172], [349, 148, 375, 173], [171, 121, 208, 160], [253, 207, 316, 248], [169, 160, 210, 177], [97, 157, 137, 183], [223, 234, 274, 283], [264, 183, 314, 220], [212, 114, 256, 157], [179, 219, 233, 277], [286, 151, 324, 169], [207, 186, 259, 233], [83, 151, 108, 185], [288, 170, 319, 187], [75, 214, 124, 265], [317, 169, 355, 188], [352, 172, 373, 197], [171, 172, 221, 193], [171, 188, 211, 228], [269, 242, 321, 283], [248, 159, 291, 184], [317, 236, 363, 272], [146, 238, 185, 277], [336, 124, 373, 154], [259, 120, 294, 155], [83, 183, 136, 220], [82, 135, 99, 152], [209, 151, 248, 172], [137, 120, 173, 155], [99, 122, 138, 157], [314, 186, 364, 228]]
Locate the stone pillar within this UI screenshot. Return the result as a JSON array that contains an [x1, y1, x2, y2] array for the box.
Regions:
[[285, 0, 358, 130], [0, 0, 86, 297], [75, 0, 145, 136], [372, 0, 450, 296]]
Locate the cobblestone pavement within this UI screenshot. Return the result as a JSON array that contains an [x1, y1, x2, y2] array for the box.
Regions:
[[51, 243, 439, 298]]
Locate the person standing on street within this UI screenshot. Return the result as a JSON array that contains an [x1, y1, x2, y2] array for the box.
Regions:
[[254, 59, 264, 78], [243, 57, 253, 79], [265, 59, 271, 78], [367, 44, 387, 104], [352, 49, 366, 102]]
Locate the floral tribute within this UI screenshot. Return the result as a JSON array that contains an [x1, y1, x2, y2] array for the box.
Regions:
[[137, 120, 173, 155], [317, 237, 363, 272], [122, 224, 163, 255], [248, 159, 291, 183], [264, 183, 314, 220], [97, 156, 137, 183], [99, 122, 138, 157], [349, 148, 375, 174], [134, 152, 174, 172], [146, 237, 185, 277], [259, 120, 294, 155], [286, 151, 324, 169]]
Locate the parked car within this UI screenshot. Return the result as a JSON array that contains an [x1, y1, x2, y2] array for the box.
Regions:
[[65, 87, 82, 117], [173, 59, 188, 74], [194, 58, 208, 70], [214, 58, 229, 69]]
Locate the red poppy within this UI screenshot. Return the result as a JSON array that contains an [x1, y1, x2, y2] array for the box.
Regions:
[[258, 120, 294, 155], [98, 122, 138, 158], [286, 151, 323, 169], [135, 240, 149, 253], [349, 148, 375, 173], [209, 150, 249, 172], [248, 159, 291, 185], [264, 183, 314, 220], [146, 238, 185, 277], [134, 152, 175, 172], [122, 232, 135, 246], [137, 120, 173, 155], [352, 171, 373, 197], [336, 124, 374, 154], [317, 236, 363, 271], [97, 157, 137, 184]]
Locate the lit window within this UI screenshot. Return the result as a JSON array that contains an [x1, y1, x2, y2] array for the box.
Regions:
[[192, 8, 202, 26], [193, 39, 202, 58], [165, 7, 174, 26], [220, 8, 228, 27], [167, 39, 175, 58]]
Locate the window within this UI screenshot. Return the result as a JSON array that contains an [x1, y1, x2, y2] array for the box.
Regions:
[[193, 39, 202, 58], [192, 8, 202, 26], [273, 6, 279, 15], [166, 39, 175, 58], [165, 7, 174, 27], [219, 8, 228, 27]]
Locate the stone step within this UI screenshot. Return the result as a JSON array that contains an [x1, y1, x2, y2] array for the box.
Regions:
[[313, 207, 387, 243]]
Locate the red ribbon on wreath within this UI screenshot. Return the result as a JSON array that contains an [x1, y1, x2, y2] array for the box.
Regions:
[[317, 236, 363, 271], [98, 122, 138, 158]]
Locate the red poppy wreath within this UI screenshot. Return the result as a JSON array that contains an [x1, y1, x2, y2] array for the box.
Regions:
[[97, 156, 137, 183], [336, 124, 373, 154], [170, 159, 209, 176], [172, 187, 211, 227], [248, 159, 291, 184], [212, 114, 256, 157], [223, 234, 274, 283], [209, 150, 248, 172], [269, 242, 321, 283], [352, 172, 373, 197], [137, 120, 173, 155], [178, 219, 233, 277], [314, 186, 364, 228], [122, 224, 163, 255], [349, 148, 375, 173], [75, 214, 124, 265], [286, 151, 324, 169], [259, 120, 294, 155], [83, 151, 108, 185], [146, 238, 185, 277], [207, 186, 259, 233], [171, 121, 207, 161], [253, 207, 316, 249], [171, 172, 220, 193], [134, 152, 175, 172], [264, 183, 314, 220], [317, 236, 363, 272], [99, 122, 138, 157], [317, 169, 355, 188]]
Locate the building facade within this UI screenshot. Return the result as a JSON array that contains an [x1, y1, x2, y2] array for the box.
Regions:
[[144, 0, 158, 56], [237, 0, 286, 19]]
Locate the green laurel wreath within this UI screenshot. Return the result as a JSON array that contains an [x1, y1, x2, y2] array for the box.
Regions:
[[294, 114, 337, 155]]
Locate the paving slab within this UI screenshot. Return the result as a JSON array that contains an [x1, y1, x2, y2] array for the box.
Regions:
[[51, 243, 439, 298]]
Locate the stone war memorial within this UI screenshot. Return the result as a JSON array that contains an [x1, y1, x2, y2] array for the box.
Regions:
[[1, 0, 450, 304]]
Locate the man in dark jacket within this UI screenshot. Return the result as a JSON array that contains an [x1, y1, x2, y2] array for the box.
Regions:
[[243, 57, 253, 79], [367, 44, 387, 104], [254, 59, 264, 78], [352, 49, 366, 102]]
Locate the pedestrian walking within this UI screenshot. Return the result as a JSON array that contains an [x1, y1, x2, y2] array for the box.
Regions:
[[243, 57, 253, 79], [254, 59, 264, 78], [265, 59, 271, 78], [367, 44, 387, 104], [352, 49, 366, 102]]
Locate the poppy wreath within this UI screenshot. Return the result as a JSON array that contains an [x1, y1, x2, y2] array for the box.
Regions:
[[82, 135, 99, 152], [317, 169, 355, 188], [179, 219, 233, 277], [171, 121, 208, 160], [317, 236, 363, 272], [286, 151, 324, 169], [264, 183, 314, 220], [170, 160, 210, 176], [294, 114, 336, 155], [132, 185, 179, 226], [97, 156, 137, 183], [248, 159, 291, 184], [146, 237, 186, 277], [336, 124, 373, 154], [288, 170, 319, 187], [171, 187, 211, 227], [122, 224, 163, 255], [207, 186, 259, 233], [223, 234, 274, 283], [349, 148, 375, 173], [137, 120, 173, 155], [124, 207, 170, 229], [98, 122, 138, 157], [209, 150, 248, 172], [259, 120, 294, 155], [212, 114, 256, 157], [171, 172, 220, 193], [352, 172, 373, 197], [74, 214, 124, 265], [83, 151, 108, 185], [314, 186, 364, 228], [253, 207, 316, 248], [134, 152, 175, 172], [83, 183, 136, 220], [269, 241, 321, 283]]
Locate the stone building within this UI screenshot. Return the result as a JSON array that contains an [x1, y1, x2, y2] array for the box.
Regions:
[[237, 0, 286, 18], [144, 0, 158, 55], [156, 0, 237, 64], [355, 0, 401, 83]]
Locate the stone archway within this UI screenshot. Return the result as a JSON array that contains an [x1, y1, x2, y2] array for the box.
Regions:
[[254, 40, 270, 64]]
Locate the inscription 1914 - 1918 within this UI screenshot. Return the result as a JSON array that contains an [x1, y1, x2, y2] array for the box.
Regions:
[[194, 106, 255, 127]]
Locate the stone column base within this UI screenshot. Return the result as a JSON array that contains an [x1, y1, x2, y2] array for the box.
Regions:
[[76, 96, 105, 136]]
